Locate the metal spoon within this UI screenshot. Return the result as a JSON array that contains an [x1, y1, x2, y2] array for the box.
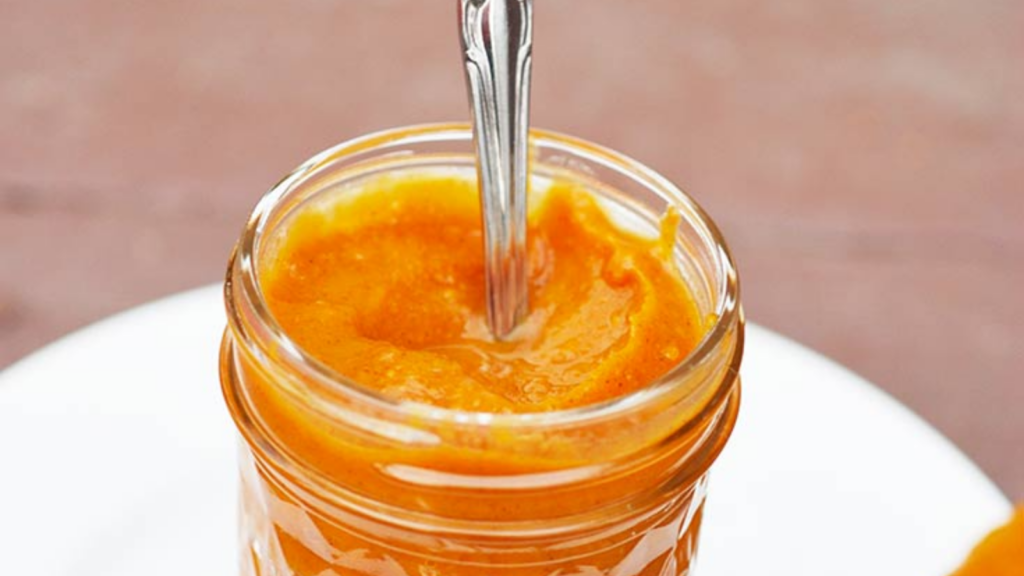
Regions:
[[458, 0, 533, 339]]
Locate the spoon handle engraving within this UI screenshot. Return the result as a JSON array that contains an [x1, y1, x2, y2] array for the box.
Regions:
[[459, 0, 533, 338]]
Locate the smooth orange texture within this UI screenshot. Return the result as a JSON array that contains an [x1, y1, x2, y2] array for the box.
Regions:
[[261, 173, 705, 412], [234, 173, 721, 575], [951, 506, 1024, 576]]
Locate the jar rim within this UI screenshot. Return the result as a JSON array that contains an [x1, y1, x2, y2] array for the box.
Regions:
[[226, 122, 741, 430]]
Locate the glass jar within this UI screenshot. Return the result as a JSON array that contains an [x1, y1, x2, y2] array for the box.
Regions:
[[220, 124, 743, 576]]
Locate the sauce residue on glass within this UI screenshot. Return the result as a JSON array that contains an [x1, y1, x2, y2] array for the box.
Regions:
[[260, 173, 705, 412]]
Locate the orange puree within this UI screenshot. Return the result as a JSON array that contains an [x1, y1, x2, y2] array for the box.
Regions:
[[227, 171, 735, 576], [261, 173, 705, 412], [951, 506, 1024, 576]]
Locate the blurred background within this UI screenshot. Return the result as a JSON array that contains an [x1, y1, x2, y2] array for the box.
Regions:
[[1, 2, 1021, 497]]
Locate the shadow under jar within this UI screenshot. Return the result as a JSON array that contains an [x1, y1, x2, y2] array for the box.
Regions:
[[220, 124, 743, 576]]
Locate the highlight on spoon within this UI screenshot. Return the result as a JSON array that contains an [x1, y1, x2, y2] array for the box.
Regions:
[[458, 0, 534, 339]]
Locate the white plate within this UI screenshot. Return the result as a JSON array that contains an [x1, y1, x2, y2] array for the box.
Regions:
[[0, 285, 1010, 575]]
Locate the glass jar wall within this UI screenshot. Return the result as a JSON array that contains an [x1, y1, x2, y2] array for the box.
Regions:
[[220, 124, 743, 576]]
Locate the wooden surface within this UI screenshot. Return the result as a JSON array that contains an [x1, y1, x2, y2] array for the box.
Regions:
[[1, 2, 1021, 498]]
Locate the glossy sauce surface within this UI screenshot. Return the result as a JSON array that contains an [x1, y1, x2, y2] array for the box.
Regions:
[[261, 173, 705, 412]]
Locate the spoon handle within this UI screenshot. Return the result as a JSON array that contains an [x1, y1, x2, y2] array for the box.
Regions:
[[459, 0, 533, 339]]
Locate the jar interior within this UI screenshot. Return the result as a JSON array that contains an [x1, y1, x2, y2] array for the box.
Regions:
[[253, 138, 724, 347], [223, 126, 743, 575]]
